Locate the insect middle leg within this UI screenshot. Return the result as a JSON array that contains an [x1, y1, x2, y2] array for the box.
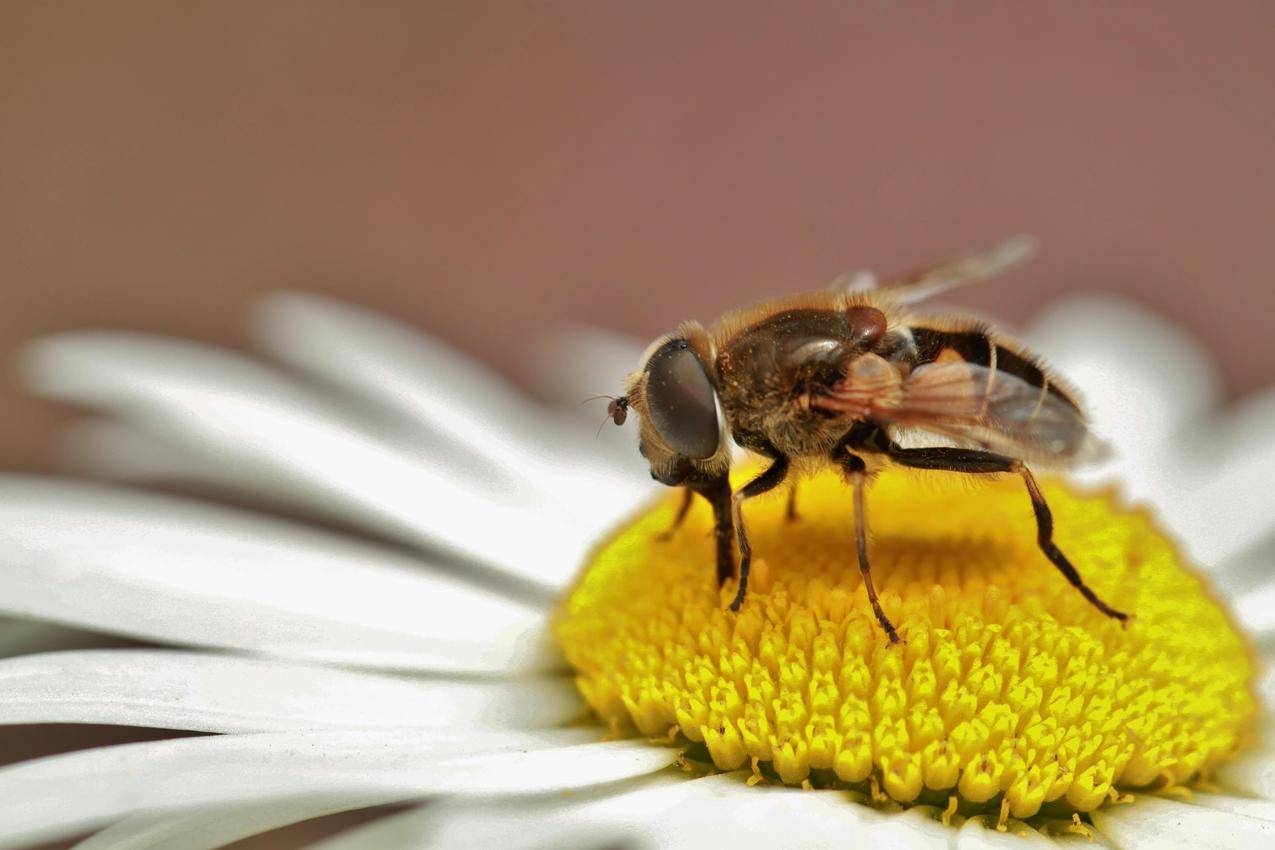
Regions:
[[832, 451, 903, 644], [884, 444, 1130, 624], [727, 454, 790, 612], [785, 482, 800, 522]]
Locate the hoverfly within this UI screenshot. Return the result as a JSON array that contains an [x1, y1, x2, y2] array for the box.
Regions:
[[607, 236, 1128, 644]]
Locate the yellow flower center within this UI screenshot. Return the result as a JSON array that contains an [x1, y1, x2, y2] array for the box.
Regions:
[[555, 468, 1256, 821]]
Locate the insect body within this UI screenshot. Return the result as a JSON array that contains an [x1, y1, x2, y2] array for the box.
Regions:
[[614, 236, 1129, 643]]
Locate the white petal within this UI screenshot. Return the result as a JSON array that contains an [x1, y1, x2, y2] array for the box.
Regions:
[[0, 615, 108, 659], [0, 476, 555, 673], [361, 772, 948, 850], [1187, 792, 1275, 821], [1224, 568, 1275, 647], [0, 729, 673, 849], [954, 816, 1064, 849], [1027, 296, 1275, 571], [0, 649, 579, 732], [75, 796, 387, 850], [1161, 386, 1275, 567], [61, 418, 303, 506], [1028, 296, 1219, 458], [1209, 749, 1275, 799], [253, 293, 557, 467], [525, 324, 654, 473], [526, 323, 645, 410], [255, 295, 656, 537], [22, 332, 592, 588], [1091, 794, 1275, 849], [865, 806, 956, 850]]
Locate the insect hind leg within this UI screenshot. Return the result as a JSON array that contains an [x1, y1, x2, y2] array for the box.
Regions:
[[884, 443, 1130, 625], [1018, 464, 1130, 623]]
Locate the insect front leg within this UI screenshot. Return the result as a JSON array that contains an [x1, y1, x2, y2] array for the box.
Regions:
[[655, 487, 695, 541], [686, 474, 736, 588], [831, 449, 903, 644], [727, 454, 790, 612], [884, 444, 1130, 625]]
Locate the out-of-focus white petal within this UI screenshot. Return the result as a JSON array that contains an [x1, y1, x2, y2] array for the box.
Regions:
[[0, 616, 110, 659], [1027, 296, 1219, 502], [1027, 296, 1275, 570], [866, 806, 956, 850], [1209, 748, 1275, 799], [74, 797, 386, 850], [253, 294, 655, 536], [348, 772, 951, 850], [61, 418, 318, 514], [22, 332, 591, 588], [0, 650, 579, 732], [527, 323, 646, 410], [1091, 794, 1275, 848], [954, 816, 1068, 849], [1230, 579, 1275, 647], [526, 324, 654, 476], [255, 292, 554, 443], [0, 730, 673, 850], [1028, 295, 1220, 455], [0, 476, 555, 673], [1160, 386, 1275, 567]]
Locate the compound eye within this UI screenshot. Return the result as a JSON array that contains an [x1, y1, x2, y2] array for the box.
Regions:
[[644, 339, 721, 460]]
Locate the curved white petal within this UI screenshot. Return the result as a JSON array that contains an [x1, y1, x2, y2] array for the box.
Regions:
[[0, 729, 673, 850], [1160, 386, 1275, 568], [22, 332, 591, 588], [1030, 297, 1275, 570], [0, 650, 579, 732], [0, 476, 555, 673], [1091, 794, 1275, 848], [954, 816, 1063, 849], [60, 418, 332, 518], [347, 772, 950, 850], [526, 323, 645, 410], [0, 615, 110, 659], [1209, 749, 1275, 799], [253, 294, 654, 535], [1027, 296, 1219, 505], [253, 293, 560, 468], [526, 324, 653, 479], [74, 796, 386, 850]]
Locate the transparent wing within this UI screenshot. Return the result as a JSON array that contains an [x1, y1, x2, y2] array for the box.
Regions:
[[877, 234, 1038, 305], [825, 269, 879, 294], [815, 358, 1091, 464]]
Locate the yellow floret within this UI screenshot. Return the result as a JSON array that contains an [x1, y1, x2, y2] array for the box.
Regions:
[[555, 468, 1256, 819]]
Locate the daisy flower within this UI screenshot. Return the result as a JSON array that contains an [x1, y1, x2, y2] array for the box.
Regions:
[[0, 289, 1271, 849]]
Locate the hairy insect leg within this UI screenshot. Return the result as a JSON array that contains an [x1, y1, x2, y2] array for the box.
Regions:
[[655, 487, 695, 541], [1018, 464, 1130, 623], [835, 454, 902, 644], [686, 474, 736, 587], [785, 482, 800, 522], [727, 455, 790, 612], [884, 443, 1130, 624]]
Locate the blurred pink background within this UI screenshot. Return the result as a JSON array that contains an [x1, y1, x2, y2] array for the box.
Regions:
[[4, 1, 1274, 474]]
